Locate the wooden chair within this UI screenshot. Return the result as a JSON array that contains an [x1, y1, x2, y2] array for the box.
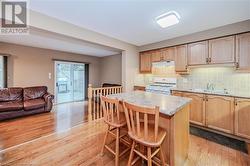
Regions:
[[123, 101, 166, 166], [100, 96, 130, 166]]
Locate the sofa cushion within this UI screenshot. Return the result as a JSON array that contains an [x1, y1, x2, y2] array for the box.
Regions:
[[0, 101, 23, 112], [23, 86, 47, 101], [0, 88, 23, 102], [24, 98, 45, 111]]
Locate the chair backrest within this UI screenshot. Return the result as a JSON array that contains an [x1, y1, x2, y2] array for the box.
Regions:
[[123, 101, 160, 141], [101, 95, 120, 126]]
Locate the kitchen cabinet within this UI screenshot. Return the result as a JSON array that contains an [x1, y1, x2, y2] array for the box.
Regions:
[[182, 92, 205, 126], [151, 50, 162, 62], [235, 98, 250, 139], [188, 41, 208, 65], [175, 45, 188, 72], [236, 32, 250, 71], [139, 52, 152, 73], [205, 95, 234, 134], [209, 36, 235, 64], [171, 91, 183, 97], [134, 86, 146, 91], [161, 47, 175, 61]]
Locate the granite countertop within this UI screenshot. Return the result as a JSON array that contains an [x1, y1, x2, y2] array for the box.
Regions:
[[107, 91, 191, 116], [171, 88, 250, 99]]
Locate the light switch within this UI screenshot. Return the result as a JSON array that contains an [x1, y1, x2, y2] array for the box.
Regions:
[[49, 73, 52, 79]]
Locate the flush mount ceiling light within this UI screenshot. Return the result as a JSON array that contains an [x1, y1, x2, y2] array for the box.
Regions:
[[156, 11, 180, 28]]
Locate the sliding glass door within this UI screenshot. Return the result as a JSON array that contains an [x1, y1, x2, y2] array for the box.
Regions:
[[73, 64, 85, 101], [55, 61, 85, 104]]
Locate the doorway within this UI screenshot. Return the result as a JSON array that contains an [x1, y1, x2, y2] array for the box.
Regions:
[[55, 61, 86, 104]]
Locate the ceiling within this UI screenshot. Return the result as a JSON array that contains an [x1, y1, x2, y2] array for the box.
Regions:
[[0, 29, 121, 57], [29, 0, 250, 46]]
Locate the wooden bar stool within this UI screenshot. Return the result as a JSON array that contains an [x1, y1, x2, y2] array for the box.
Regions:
[[100, 96, 130, 166], [123, 101, 166, 166]]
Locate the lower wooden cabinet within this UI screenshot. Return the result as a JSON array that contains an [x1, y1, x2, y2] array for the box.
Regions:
[[235, 98, 250, 139], [182, 93, 205, 126], [205, 95, 234, 134], [134, 86, 146, 91], [171, 91, 183, 96], [172, 90, 250, 140]]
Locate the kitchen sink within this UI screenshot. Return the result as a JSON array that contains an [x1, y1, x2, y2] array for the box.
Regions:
[[189, 88, 229, 95]]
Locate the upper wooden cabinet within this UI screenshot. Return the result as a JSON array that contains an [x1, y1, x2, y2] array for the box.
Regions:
[[175, 45, 188, 72], [182, 92, 205, 126], [151, 47, 175, 62], [209, 36, 235, 64], [205, 95, 234, 134], [139, 33, 250, 74], [235, 98, 250, 139], [236, 33, 250, 71], [139, 52, 152, 73], [161, 47, 175, 61], [151, 50, 162, 62], [188, 41, 208, 65]]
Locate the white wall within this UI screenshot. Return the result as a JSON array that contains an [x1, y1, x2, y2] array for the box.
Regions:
[[100, 54, 122, 85], [29, 10, 139, 92]]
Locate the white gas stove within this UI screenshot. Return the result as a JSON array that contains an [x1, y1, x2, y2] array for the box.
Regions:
[[146, 77, 176, 95]]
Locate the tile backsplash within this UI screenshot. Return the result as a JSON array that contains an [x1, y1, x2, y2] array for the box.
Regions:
[[135, 66, 250, 94], [178, 67, 250, 94]]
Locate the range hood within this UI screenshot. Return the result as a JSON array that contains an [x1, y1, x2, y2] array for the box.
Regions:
[[152, 61, 176, 76], [152, 61, 175, 67]]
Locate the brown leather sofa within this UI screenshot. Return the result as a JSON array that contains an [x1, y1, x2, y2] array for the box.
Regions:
[[0, 86, 54, 121]]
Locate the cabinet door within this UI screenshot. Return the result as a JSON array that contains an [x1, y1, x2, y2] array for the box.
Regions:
[[139, 52, 152, 73], [235, 98, 250, 139], [205, 95, 234, 134], [162, 47, 175, 61], [151, 50, 162, 62], [171, 91, 183, 97], [175, 45, 188, 72], [236, 33, 250, 71], [134, 86, 146, 91], [209, 36, 235, 64], [188, 41, 208, 65], [182, 93, 205, 126]]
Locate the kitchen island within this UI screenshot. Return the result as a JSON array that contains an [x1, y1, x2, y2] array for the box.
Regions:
[[107, 91, 191, 166]]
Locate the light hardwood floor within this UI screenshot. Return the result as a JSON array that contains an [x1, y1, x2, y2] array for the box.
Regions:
[[0, 102, 88, 150], [0, 102, 249, 166]]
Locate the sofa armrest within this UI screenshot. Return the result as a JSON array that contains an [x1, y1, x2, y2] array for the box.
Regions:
[[43, 93, 54, 101], [43, 93, 54, 111]]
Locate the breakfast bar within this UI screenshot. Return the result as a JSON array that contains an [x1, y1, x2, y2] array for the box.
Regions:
[[108, 91, 191, 166]]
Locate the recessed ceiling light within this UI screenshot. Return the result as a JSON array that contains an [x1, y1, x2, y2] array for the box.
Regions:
[[156, 11, 180, 28]]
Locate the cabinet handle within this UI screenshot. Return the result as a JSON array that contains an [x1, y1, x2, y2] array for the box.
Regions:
[[209, 57, 212, 63], [235, 100, 238, 106], [206, 96, 208, 101]]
